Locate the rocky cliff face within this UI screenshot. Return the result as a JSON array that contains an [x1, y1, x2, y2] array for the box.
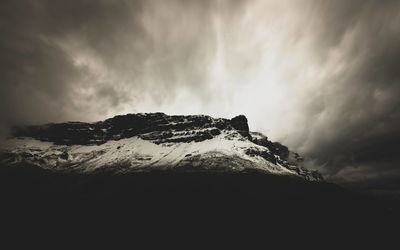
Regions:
[[11, 113, 243, 145], [1, 113, 322, 181]]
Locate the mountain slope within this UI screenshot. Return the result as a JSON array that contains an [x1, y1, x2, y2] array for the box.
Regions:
[[0, 113, 321, 180], [1, 113, 399, 245]]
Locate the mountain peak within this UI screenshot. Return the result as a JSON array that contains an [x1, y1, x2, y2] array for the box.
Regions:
[[2, 113, 322, 181]]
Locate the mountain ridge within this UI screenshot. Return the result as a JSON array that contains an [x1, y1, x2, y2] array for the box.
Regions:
[[1, 112, 322, 181]]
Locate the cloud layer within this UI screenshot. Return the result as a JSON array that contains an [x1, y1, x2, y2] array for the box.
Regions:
[[1, 0, 400, 192]]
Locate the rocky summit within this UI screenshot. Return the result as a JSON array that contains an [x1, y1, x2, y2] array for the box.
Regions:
[[1, 113, 322, 181]]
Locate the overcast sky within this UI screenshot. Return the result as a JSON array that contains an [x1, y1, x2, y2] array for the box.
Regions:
[[1, 0, 400, 193]]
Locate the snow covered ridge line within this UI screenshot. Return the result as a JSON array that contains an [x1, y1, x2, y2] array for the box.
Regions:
[[1, 113, 323, 181]]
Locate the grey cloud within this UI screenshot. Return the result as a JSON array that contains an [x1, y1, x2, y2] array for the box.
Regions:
[[284, 1, 400, 191]]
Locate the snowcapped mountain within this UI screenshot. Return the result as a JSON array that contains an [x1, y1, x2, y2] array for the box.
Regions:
[[0, 113, 322, 181]]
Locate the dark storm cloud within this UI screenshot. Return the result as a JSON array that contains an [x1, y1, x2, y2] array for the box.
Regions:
[[0, 0, 146, 125], [0, 0, 236, 127], [286, 0, 400, 191], [0, 0, 400, 192]]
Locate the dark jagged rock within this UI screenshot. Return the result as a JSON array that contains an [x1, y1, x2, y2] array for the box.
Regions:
[[250, 132, 289, 161], [230, 115, 250, 138], [245, 148, 277, 164]]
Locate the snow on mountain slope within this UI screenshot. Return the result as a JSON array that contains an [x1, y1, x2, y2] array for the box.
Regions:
[[0, 113, 322, 181]]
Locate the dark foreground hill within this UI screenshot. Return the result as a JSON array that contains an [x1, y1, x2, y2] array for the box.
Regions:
[[1, 163, 399, 247]]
